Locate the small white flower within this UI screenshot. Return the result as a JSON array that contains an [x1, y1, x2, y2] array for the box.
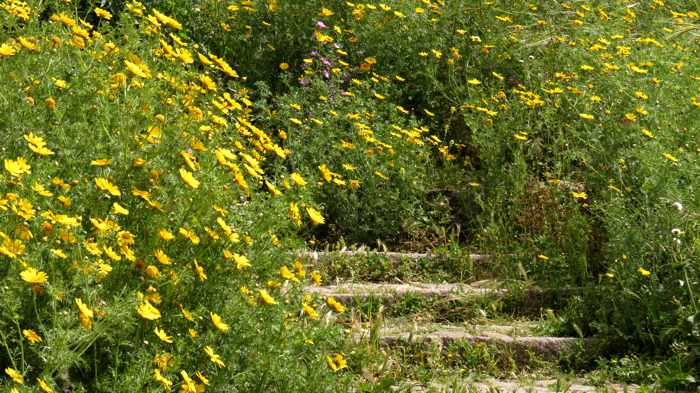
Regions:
[[672, 202, 683, 212], [671, 228, 682, 236], [673, 238, 681, 246]]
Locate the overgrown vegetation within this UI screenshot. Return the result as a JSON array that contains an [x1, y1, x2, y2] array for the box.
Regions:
[[1, 0, 699, 391]]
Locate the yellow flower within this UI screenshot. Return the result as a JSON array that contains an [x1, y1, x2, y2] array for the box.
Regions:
[[318, 164, 333, 182], [96, 260, 113, 278], [137, 301, 161, 320], [306, 207, 325, 225], [265, 180, 282, 196], [95, 7, 112, 20], [4, 157, 31, 178], [204, 346, 226, 368], [662, 153, 678, 162], [327, 297, 346, 313], [111, 202, 129, 215], [280, 265, 299, 283], [154, 327, 173, 343], [634, 91, 648, 100], [289, 202, 302, 227], [179, 168, 200, 188], [179, 304, 193, 321], [5, 367, 24, 384], [374, 170, 389, 180], [279, 62, 289, 71], [210, 312, 230, 332], [259, 289, 278, 305], [94, 177, 121, 196], [638, 267, 651, 277], [495, 15, 512, 23], [0, 43, 17, 57], [195, 371, 209, 385], [90, 217, 119, 233], [90, 158, 111, 166], [124, 60, 151, 78], [22, 329, 42, 343], [32, 182, 53, 197], [231, 252, 251, 270], [152, 9, 182, 30], [293, 259, 306, 278], [52, 78, 68, 89], [513, 131, 528, 141], [326, 353, 348, 372], [37, 378, 53, 393], [154, 249, 172, 265], [571, 191, 588, 200], [537, 254, 550, 261], [153, 369, 173, 390], [180, 371, 197, 393], [290, 172, 307, 186], [311, 271, 322, 285], [579, 113, 595, 120], [303, 303, 319, 320], [75, 298, 94, 330], [159, 229, 175, 241], [177, 228, 200, 246], [145, 265, 160, 279], [50, 249, 67, 259], [20, 267, 48, 285], [199, 74, 217, 91], [24, 133, 54, 156]]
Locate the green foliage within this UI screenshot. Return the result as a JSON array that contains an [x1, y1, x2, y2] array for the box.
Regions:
[[165, 0, 700, 384], [0, 1, 348, 391], [1, 0, 699, 390]]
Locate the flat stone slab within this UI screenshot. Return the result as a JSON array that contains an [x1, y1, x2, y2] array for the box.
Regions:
[[296, 250, 490, 263], [354, 324, 589, 360], [406, 378, 641, 393], [381, 332, 584, 360], [305, 283, 502, 303], [304, 282, 580, 308]]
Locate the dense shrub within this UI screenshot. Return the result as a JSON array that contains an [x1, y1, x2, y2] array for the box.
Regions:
[[165, 0, 700, 382], [1, 0, 699, 390], [0, 2, 348, 391]]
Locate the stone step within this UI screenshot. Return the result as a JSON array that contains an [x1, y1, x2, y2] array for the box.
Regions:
[[296, 250, 490, 263], [304, 283, 502, 304], [353, 322, 590, 361], [304, 282, 581, 316], [402, 378, 641, 393], [296, 249, 494, 283]]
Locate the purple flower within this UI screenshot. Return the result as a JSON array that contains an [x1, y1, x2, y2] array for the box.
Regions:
[[316, 21, 327, 29], [323, 70, 330, 79], [321, 58, 332, 67]]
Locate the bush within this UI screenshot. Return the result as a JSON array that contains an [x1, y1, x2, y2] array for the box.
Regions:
[[2, 0, 699, 389], [0, 2, 347, 391], [166, 0, 700, 381]]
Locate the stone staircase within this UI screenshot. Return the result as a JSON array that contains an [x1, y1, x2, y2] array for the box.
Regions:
[[298, 250, 644, 393]]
